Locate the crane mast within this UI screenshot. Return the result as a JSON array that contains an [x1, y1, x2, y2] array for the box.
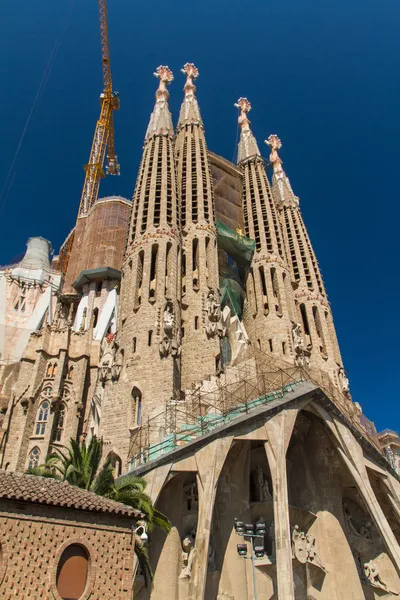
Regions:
[[78, 0, 120, 217]]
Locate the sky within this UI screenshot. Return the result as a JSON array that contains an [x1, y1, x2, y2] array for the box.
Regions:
[[1, 0, 399, 432]]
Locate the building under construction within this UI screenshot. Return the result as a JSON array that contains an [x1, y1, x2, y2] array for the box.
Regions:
[[0, 3, 400, 599]]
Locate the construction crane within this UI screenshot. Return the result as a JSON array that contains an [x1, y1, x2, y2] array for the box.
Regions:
[[58, 0, 119, 274], [78, 0, 120, 216]]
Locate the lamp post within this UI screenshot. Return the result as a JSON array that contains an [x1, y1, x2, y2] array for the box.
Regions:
[[234, 518, 267, 600]]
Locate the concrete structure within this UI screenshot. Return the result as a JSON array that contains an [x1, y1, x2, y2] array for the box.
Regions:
[[0, 65, 399, 599]]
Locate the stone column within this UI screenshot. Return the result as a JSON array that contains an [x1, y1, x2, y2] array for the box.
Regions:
[[263, 406, 305, 600], [188, 435, 233, 600]]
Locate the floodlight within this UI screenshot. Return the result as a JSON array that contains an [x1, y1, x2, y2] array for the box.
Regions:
[[245, 523, 254, 535], [254, 545, 265, 558], [255, 522, 267, 536], [237, 543, 248, 557], [234, 519, 245, 534]]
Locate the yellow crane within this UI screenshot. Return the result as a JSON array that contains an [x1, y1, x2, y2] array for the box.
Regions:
[[58, 0, 119, 274], [79, 0, 120, 216]]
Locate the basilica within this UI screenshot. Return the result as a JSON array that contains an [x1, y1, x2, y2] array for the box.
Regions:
[[0, 64, 400, 599]]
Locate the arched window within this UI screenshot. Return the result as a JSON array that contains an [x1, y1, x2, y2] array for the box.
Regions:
[[131, 387, 142, 427], [56, 544, 89, 600], [28, 447, 40, 469], [53, 403, 67, 443], [35, 401, 50, 436]]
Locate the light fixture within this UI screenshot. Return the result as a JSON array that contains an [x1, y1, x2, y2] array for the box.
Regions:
[[245, 523, 254, 535], [234, 519, 246, 534], [136, 525, 148, 543], [255, 521, 267, 536], [237, 543, 248, 557], [254, 545, 265, 558]]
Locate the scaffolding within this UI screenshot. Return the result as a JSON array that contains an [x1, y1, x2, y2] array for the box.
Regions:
[[128, 346, 380, 469]]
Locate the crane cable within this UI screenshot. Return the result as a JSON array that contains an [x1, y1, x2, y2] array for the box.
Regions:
[[0, 0, 76, 217]]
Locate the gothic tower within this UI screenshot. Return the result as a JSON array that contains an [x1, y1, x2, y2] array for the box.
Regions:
[[236, 99, 295, 362], [100, 67, 182, 460], [266, 134, 345, 386], [175, 64, 221, 387]]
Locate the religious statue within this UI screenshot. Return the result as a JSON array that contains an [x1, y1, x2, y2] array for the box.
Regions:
[[364, 560, 391, 593], [184, 482, 198, 512], [292, 525, 326, 571], [338, 367, 350, 393], [205, 290, 223, 337], [257, 466, 272, 501], [179, 530, 196, 579], [343, 501, 373, 540], [292, 323, 304, 351], [163, 303, 174, 333]]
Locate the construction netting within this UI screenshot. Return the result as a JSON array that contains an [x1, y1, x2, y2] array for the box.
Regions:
[[217, 219, 255, 319]]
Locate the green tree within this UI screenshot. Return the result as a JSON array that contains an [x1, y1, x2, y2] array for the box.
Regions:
[[28, 436, 170, 586]]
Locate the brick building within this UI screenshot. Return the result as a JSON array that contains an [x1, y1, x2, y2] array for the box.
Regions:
[[0, 471, 140, 599]]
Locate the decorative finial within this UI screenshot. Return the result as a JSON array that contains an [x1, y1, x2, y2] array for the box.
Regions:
[[154, 65, 174, 96], [234, 97, 252, 126], [181, 63, 199, 91], [235, 97, 260, 162], [265, 134, 283, 173]]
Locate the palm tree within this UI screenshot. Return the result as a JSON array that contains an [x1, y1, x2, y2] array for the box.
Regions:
[[28, 436, 170, 586]]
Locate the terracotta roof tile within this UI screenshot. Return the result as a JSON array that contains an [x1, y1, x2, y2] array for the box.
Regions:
[[0, 471, 141, 518]]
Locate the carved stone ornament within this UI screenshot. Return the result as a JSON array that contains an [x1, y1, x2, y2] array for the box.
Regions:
[[291, 525, 326, 572], [179, 529, 196, 579], [364, 560, 399, 595], [343, 501, 372, 541], [205, 290, 225, 338], [159, 302, 181, 358], [338, 366, 350, 393], [184, 482, 198, 512]]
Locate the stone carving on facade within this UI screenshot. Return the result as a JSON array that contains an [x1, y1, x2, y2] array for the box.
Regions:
[[291, 525, 326, 571], [343, 501, 372, 541], [159, 302, 181, 358], [384, 445, 397, 471], [292, 323, 310, 367], [364, 560, 399, 594], [97, 335, 122, 382], [256, 466, 272, 501], [179, 529, 196, 579], [205, 290, 225, 338], [184, 481, 198, 512], [338, 367, 350, 394]]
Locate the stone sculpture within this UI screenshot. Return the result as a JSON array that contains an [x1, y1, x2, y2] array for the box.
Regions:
[[205, 290, 224, 338], [338, 366, 350, 393], [179, 530, 196, 579], [364, 560, 398, 594], [184, 481, 198, 512], [292, 525, 326, 571]]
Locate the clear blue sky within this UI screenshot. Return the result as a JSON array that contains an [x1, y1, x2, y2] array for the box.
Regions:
[[1, 0, 399, 432]]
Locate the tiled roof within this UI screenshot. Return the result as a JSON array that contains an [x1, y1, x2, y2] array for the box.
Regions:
[[0, 471, 141, 518]]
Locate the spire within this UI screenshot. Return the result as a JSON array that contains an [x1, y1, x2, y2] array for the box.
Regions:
[[265, 134, 299, 207], [177, 63, 202, 128], [145, 66, 174, 142], [235, 98, 260, 163]]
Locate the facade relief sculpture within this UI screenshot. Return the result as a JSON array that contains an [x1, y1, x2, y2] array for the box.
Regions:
[[364, 559, 399, 595], [205, 290, 225, 338], [338, 366, 350, 394], [343, 499, 373, 541], [291, 525, 326, 572], [159, 302, 181, 358], [292, 323, 310, 368], [179, 529, 196, 579]]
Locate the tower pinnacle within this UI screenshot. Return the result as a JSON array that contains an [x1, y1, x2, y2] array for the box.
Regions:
[[265, 134, 298, 207], [145, 66, 174, 141], [235, 98, 260, 163], [178, 62, 202, 128], [265, 134, 283, 175]]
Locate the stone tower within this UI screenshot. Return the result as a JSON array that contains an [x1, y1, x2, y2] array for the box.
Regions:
[[236, 99, 295, 361], [175, 64, 221, 387], [266, 134, 344, 384], [100, 67, 182, 459]]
